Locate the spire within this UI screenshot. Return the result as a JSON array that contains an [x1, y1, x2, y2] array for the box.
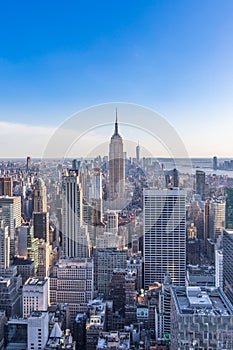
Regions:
[[114, 108, 118, 135]]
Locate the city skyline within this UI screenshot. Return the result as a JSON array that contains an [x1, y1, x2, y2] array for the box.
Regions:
[[0, 1, 233, 157]]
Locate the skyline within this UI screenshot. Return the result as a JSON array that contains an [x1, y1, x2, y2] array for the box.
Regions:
[[0, 1, 233, 157]]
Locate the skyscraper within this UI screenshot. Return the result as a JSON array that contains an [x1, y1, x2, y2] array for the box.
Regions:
[[33, 212, 49, 242], [136, 141, 140, 164], [0, 221, 10, 274], [225, 187, 233, 229], [0, 196, 21, 257], [143, 189, 186, 289], [108, 113, 125, 209], [196, 170, 205, 200], [33, 178, 47, 213], [223, 229, 233, 304], [0, 177, 13, 196], [62, 171, 89, 258]]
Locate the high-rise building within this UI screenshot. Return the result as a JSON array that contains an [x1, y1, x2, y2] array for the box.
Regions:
[[225, 188, 233, 229], [94, 248, 127, 298], [49, 258, 94, 324], [0, 196, 21, 257], [143, 189, 186, 289], [33, 178, 47, 213], [0, 221, 10, 274], [136, 141, 140, 164], [213, 156, 218, 170], [0, 276, 22, 317], [215, 249, 223, 288], [108, 114, 125, 209], [106, 210, 118, 234], [223, 229, 233, 304], [170, 286, 233, 349], [212, 199, 225, 240], [0, 177, 13, 196], [33, 212, 49, 242], [196, 170, 206, 200], [37, 239, 50, 278], [23, 278, 49, 318], [62, 171, 89, 258]]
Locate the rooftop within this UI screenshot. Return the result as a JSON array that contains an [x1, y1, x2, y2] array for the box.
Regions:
[[172, 286, 233, 317], [25, 278, 47, 286]]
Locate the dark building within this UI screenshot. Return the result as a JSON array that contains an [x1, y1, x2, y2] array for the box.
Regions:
[[225, 188, 233, 229], [196, 170, 205, 200], [12, 257, 35, 284], [172, 168, 179, 188], [223, 229, 233, 305], [33, 212, 49, 242], [0, 277, 22, 318], [187, 239, 200, 265], [213, 156, 218, 170], [0, 177, 12, 197], [73, 313, 87, 350]]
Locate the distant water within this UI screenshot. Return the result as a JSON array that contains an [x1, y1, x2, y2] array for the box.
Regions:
[[157, 158, 233, 177]]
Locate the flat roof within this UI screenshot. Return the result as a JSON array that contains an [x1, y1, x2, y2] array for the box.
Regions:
[[172, 286, 233, 317], [26, 278, 47, 286]]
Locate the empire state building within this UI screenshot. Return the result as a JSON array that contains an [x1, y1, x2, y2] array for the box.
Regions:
[[108, 114, 125, 209]]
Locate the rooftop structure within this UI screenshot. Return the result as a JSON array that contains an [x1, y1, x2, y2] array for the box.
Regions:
[[170, 286, 233, 349], [97, 331, 130, 349]]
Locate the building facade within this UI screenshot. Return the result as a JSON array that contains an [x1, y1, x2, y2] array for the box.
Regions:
[[143, 189, 186, 289]]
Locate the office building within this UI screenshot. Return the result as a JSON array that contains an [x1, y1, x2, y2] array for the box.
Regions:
[[223, 229, 233, 304], [225, 188, 233, 229], [143, 189, 186, 289], [136, 141, 140, 164], [0, 276, 22, 317], [86, 300, 107, 350], [0, 196, 21, 257], [215, 249, 223, 288], [106, 210, 118, 234], [196, 170, 205, 200], [28, 311, 49, 350], [0, 222, 10, 275], [62, 171, 89, 258], [50, 258, 93, 324], [37, 239, 50, 278], [0, 177, 12, 196], [108, 115, 125, 209], [170, 286, 233, 349], [23, 278, 49, 318], [94, 248, 127, 298], [12, 257, 35, 283], [33, 178, 47, 212], [17, 225, 30, 257], [33, 212, 49, 242], [213, 156, 218, 170]]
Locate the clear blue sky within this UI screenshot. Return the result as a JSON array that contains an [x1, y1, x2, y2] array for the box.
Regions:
[[0, 0, 233, 157]]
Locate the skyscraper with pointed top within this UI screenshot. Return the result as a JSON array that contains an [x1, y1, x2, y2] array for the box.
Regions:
[[136, 141, 140, 164], [108, 111, 125, 209]]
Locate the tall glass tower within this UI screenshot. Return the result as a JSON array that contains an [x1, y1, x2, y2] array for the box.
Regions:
[[143, 189, 186, 289]]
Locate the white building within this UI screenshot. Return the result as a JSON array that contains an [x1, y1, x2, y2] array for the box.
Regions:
[[28, 311, 49, 350], [143, 189, 186, 288], [50, 258, 94, 324], [215, 249, 223, 288], [23, 278, 49, 318], [0, 196, 21, 257], [0, 221, 10, 274]]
